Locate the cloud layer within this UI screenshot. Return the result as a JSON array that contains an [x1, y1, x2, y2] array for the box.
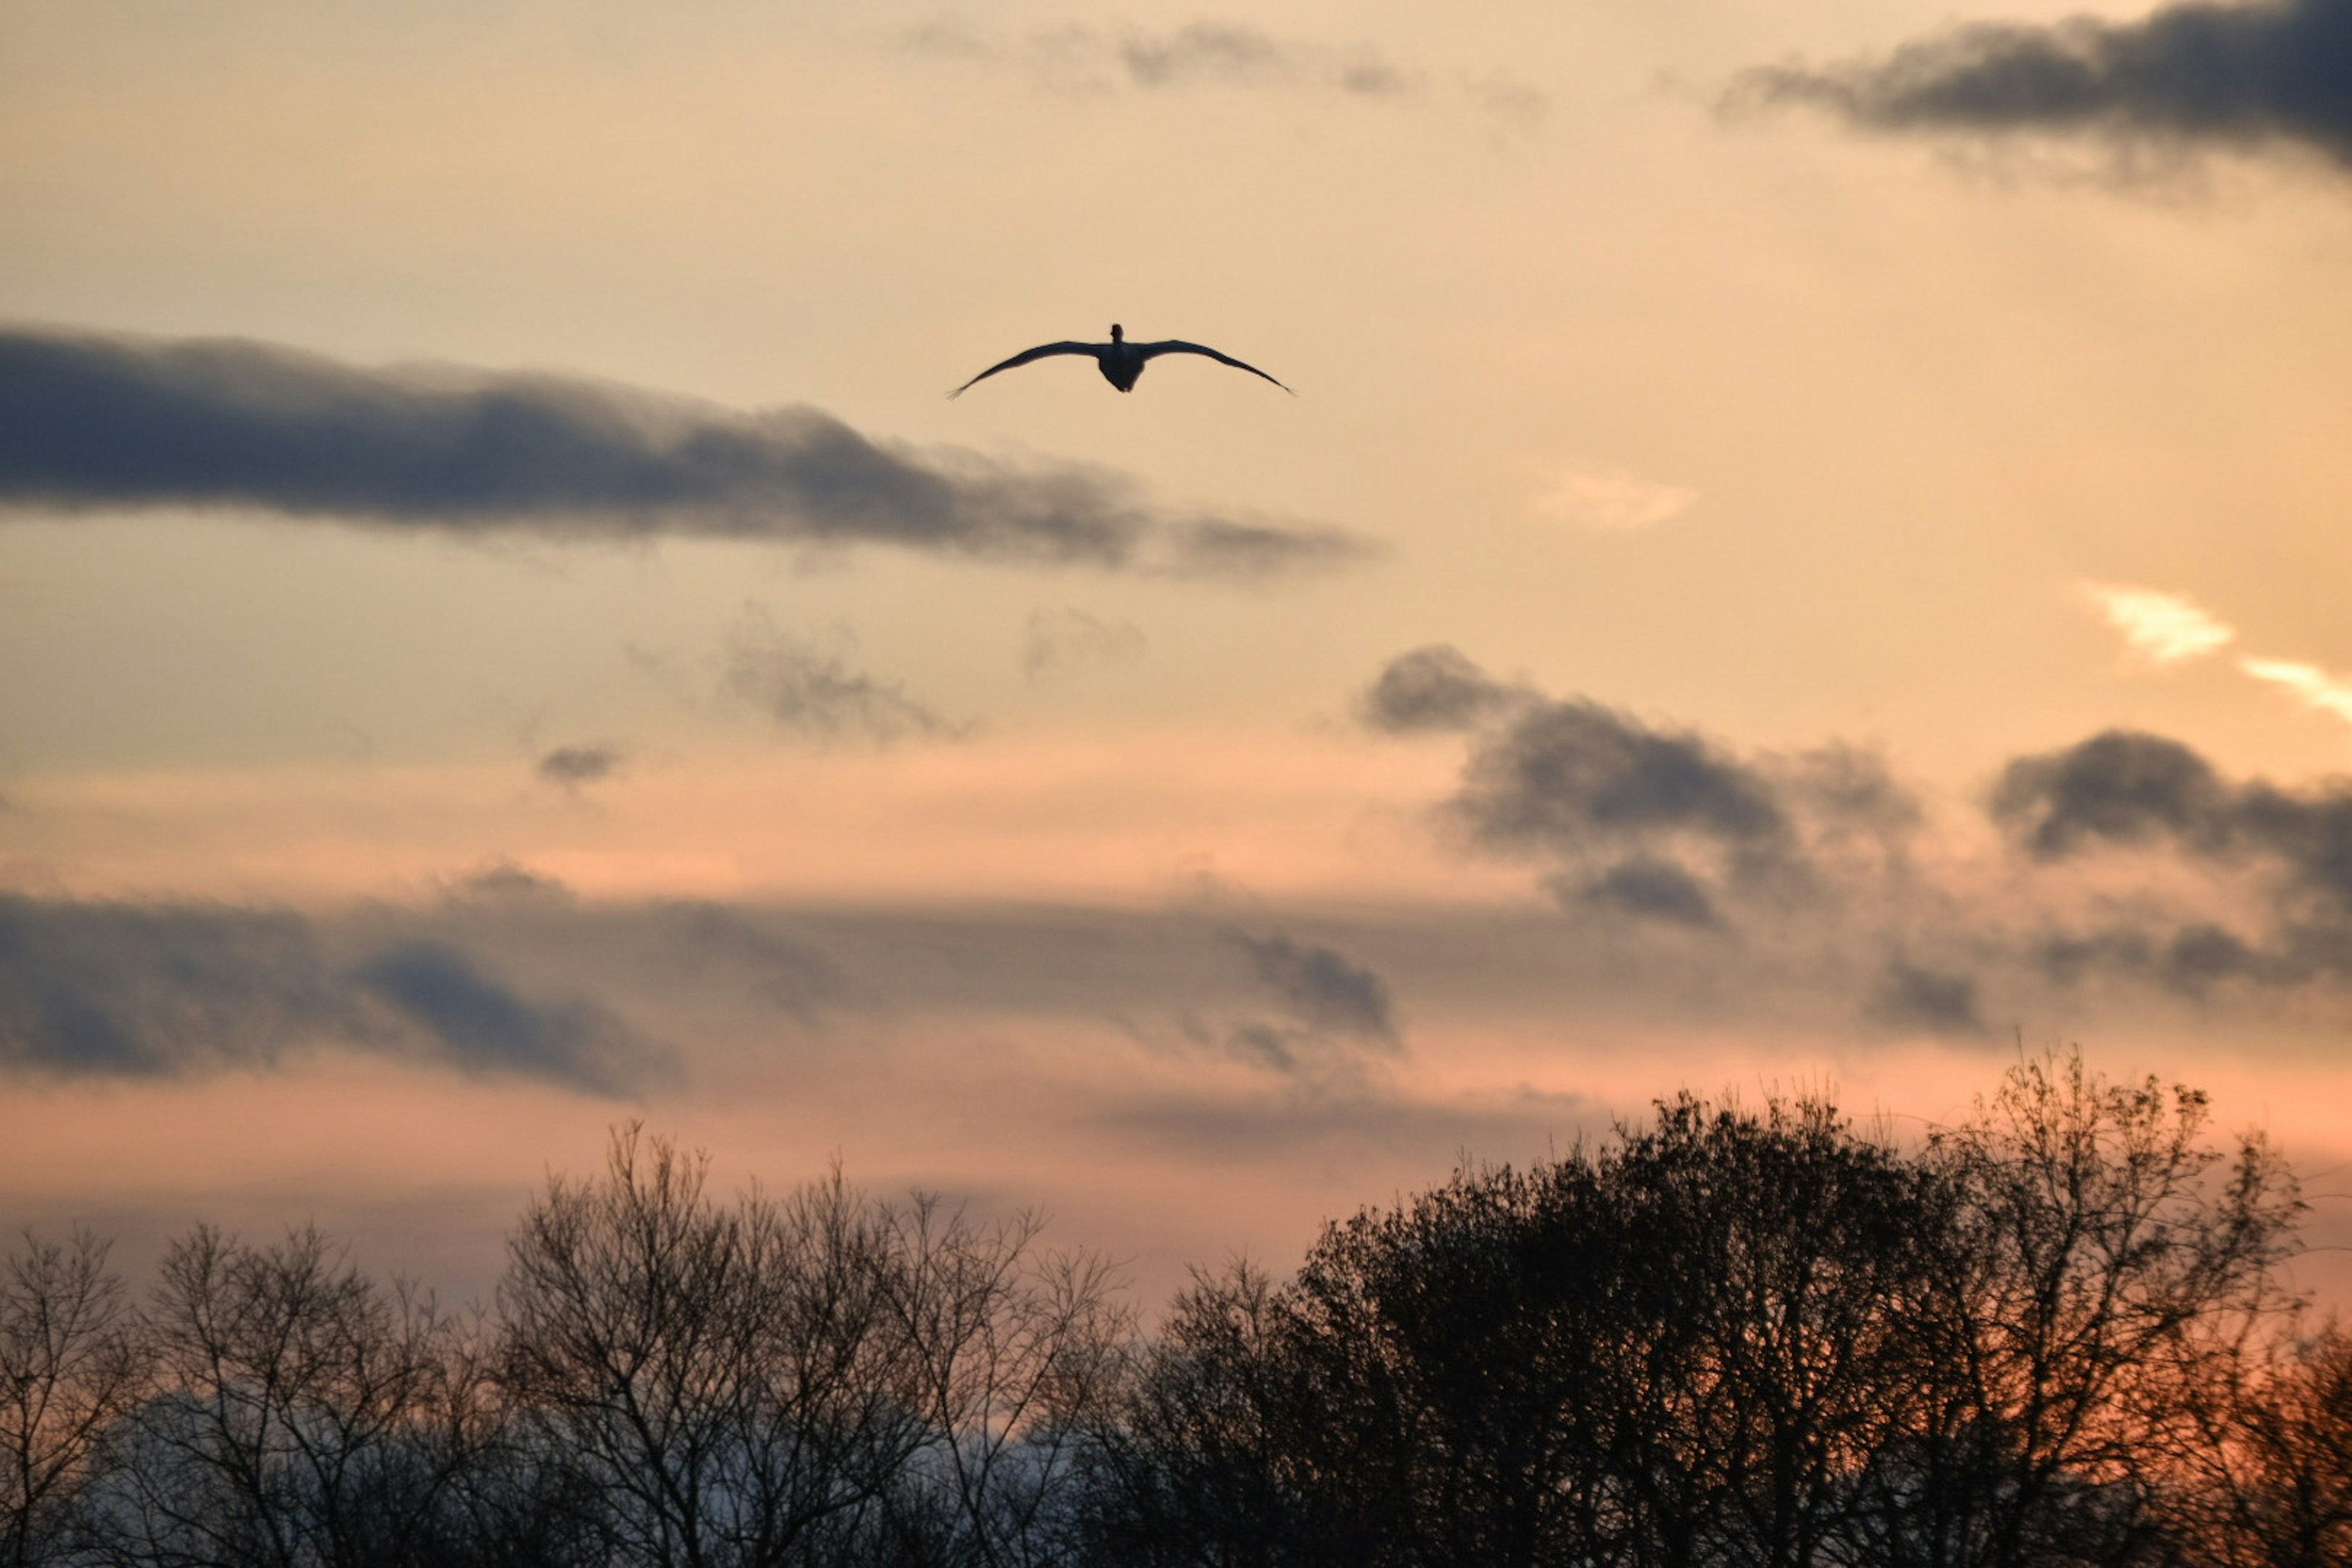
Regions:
[[1735, 0, 2352, 172], [1360, 644, 2352, 1035], [0, 894, 661, 1093], [0, 325, 1368, 578]]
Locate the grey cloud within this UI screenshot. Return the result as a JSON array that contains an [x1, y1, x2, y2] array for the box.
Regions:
[[1222, 927, 1401, 1045], [1358, 644, 1531, 733], [352, 941, 659, 1096], [1106, 1082, 1596, 1163], [1993, 730, 2236, 857], [1022, 606, 1147, 680], [1869, 956, 1986, 1036], [1999, 729, 2352, 990], [1996, 729, 2352, 918], [1361, 650, 1926, 957], [900, 18, 1415, 99], [1735, 0, 2352, 173], [1568, 856, 1723, 929], [0, 325, 1368, 578], [1452, 698, 1793, 861], [656, 901, 841, 1016], [1355, 645, 2352, 1028], [442, 858, 576, 907], [0, 896, 345, 1076], [537, 744, 622, 788], [720, 610, 960, 743], [0, 894, 662, 1093]]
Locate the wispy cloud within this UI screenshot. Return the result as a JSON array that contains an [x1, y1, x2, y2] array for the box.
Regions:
[[1021, 606, 1147, 681], [1526, 456, 1698, 532], [0, 324, 1371, 579], [1731, 0, 2352, 178], [2239, 656, 2352, 727], [896, 17, 1417, 99], [2077, 581, 2352, 735], [2081, 582, 2236, 666], [719, 608, 962, 744]]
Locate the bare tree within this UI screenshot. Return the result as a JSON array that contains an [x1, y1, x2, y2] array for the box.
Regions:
[[497, 1125, 1124, 1568], [0, 1229, 146, 1567], [87, 1223, 477, 1568], [866, 1196, 1131, 1567], [1887, 1052, 2304, 1568], [2170, 1322, 2352, 1568]]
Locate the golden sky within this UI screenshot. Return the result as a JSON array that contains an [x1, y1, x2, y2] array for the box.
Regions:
[[6, 0, 2351, 1309]]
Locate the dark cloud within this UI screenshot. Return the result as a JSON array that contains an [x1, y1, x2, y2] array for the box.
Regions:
[[1222, 927, 1401, 1045], [352, 941, 655, 1095], [0, 895, 345, 1077], [1999, 729, 2352, 990], [1359, 649, 1932, 967], [1452, 697, 1793, 862], [1358, 644, 1529, 733], [720, 609, 960, 743], [0, 325, 1368, 578], [1352, 646, 2352, 1028], [1996, 729, 2352, 919], [1869, 956, 1986, 1036], [1993, 730, 2235, 858], [1021, 606, 1147, 680], [1567, 856, 1724, 929], [899, 18, 1415, 99], [1734, 0, 2352, 173], [0, 894, 663, 1093], [537, 744, 623, 788]]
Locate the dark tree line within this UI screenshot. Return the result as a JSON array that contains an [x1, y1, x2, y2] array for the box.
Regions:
[[4, 1056, 2348, 1567]]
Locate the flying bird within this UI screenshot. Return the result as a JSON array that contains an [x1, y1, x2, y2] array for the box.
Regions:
[[949, 324, 1292, 398]]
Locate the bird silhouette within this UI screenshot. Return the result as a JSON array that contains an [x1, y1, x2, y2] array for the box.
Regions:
[[949, 324, 1292, 398]]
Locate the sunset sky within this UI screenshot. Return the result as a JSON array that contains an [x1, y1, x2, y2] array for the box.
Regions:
[[6, 0, 2351, 1311]]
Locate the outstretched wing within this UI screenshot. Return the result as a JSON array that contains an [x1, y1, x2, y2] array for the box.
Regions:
[[1134, 340, 1294, 394], [947, 341, 1099, 398]]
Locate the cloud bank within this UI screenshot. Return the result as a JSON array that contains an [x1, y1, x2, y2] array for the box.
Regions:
[[0, 894, 662, 1094], [1734, 0, 2352, 173], [1360, 644, 2352, 1035], [0, 325, 1369, 578]]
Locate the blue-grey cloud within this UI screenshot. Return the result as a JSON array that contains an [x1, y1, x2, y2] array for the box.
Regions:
[[1997, 728, 2352, 989], [898, 18, 1416, 99], [1566, 856, 1724, 930], [1368, 647, 2352, 1022], [1452, 697, 1795, 864], [537, 744, 623, 788], [1869, 956, 1986, 1036], [655, 900, 841, 1017], [0, 325, 1370, 578], [720, 609, 960, 743], [0, 895, 663, 1093], [1357, 644, 1531, 734], [352, 940, 654, 1095], [1222, 927, 1400, 1045], [1735, 0, 2352, 173]]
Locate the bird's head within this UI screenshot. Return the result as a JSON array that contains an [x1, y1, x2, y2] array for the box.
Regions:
[[1109, 323, 1124, 342]]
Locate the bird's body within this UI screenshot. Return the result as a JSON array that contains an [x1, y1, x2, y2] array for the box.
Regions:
[[949, 324, 1291, 398]]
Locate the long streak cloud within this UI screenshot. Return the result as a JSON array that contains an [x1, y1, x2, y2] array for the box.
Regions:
[[1734, 0, 2352, 171], [0, 325, 1369, 577]]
